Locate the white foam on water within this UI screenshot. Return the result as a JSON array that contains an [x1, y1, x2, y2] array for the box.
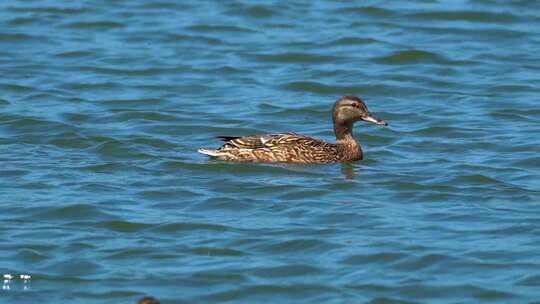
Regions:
[[2, 274, 31, 291]]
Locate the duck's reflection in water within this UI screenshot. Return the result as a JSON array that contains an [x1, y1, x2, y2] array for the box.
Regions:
[[203, 159, 361, 180], [341, 163, 359, 180]]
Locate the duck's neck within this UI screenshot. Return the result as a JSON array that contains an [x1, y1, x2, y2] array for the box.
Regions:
[[334, 122, 362, 161]]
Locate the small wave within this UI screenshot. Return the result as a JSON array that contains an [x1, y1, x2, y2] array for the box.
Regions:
[[257, 239, 337, 254], [98, 220, 152, 233], [341, 252, 405, 265], [8, 6, 90, 14], [167, 33, 224, 45], [65, 21, 125, 30], [251, 52, 343, 64], [14, 248, 49, 262], [106, 247, 155, 259], [201, 283, 339, 302], [228, 5, 277, 18], [279, 189, 330, 200], [488, 84, 539, 93], [79, 66, 177, 77], [44, 260, 104, 277], [488, 110, 531, 122], [139, 2, 192, 11], [99, 110, 179, 123], [6, 18, 37, 26], [516, 275, 540, 287], [281, 81, 359, 94], [29, 204, 116, 222], [399, 25, 528, 41], [395, 253, 449, 271], [336, 6, 397, 18], [1, 116, 74, 135], [408, 10, 518, 23], [100, 98, 166, 109], [197, 65, 248, 75], [251, 264, 322, 278], [450, 174, 507, 186], [0, 169, 28, 177], [72, 290, 141, 300], [187, 25, 255, 33], [0, 83, 35, 92], [189, 246, 246, 257], [373, 50, 443, 65], [191, 271, 247, 282], [152, 222, 231, 233], [326, 37, 379, 46], [78, 162, 131, 173], [60, 82, 121, 91], [48, 132, 92, 149], [93, 140, 155, 160]]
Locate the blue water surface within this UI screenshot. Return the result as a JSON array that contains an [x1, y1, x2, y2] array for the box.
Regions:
[[1, 1, 540, 303]]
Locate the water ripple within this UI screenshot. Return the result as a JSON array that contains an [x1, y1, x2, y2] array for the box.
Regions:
[[1, 1, 540, 303]]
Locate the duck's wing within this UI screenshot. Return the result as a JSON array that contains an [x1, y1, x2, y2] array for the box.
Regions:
[[201, 133, 338, 163], [217, 133, 313, 150]]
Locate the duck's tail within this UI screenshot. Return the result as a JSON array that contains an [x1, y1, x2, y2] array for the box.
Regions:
[[197, 148, 220, 157]]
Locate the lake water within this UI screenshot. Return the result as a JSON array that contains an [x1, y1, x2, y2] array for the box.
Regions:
[[1, 1, 539, 303]]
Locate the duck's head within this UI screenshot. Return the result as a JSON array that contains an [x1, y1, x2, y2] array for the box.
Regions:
[[332, 95, 387, 127]]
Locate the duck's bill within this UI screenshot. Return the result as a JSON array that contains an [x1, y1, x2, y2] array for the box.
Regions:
[[362, 115, 388, 126]]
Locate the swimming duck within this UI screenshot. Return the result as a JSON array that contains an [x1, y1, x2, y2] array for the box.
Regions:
[[198, 95, 387, 163]]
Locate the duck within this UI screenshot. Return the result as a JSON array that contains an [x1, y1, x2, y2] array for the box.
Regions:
[[198, 95, 387, 163]]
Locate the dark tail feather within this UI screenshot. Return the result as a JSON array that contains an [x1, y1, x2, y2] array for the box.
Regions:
[[216, 136, 240, 142]]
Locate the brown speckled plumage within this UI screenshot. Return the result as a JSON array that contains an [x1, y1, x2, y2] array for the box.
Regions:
[[198, 96, 387, 163]]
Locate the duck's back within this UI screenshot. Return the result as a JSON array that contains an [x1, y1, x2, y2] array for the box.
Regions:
[[198, 133, 340, 163]]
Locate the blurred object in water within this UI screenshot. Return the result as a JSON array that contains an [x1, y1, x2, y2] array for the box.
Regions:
[[138, 296, 160, 304]]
